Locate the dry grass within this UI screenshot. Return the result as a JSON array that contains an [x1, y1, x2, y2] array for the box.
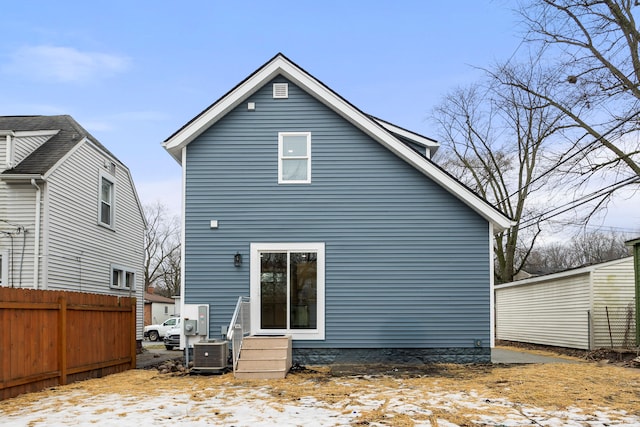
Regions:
[[1, 362, 639, 426]]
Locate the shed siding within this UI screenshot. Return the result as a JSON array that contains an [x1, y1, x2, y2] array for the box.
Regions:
[[592, 257, 636, 348], [150, 303, 175, 325], [185, 77, 490, 349], [44, 142, 145, 338], [495, 273, 591, 349]]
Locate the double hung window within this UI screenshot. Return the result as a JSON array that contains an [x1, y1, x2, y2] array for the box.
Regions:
[[99, 171, 115, 228], [278, 132, 311, 184]]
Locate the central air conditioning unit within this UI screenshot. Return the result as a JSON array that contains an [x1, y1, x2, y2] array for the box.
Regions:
[[192, 340, 228, 373]]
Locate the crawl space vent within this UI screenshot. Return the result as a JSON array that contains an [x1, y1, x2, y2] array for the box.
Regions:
[[273, 83, 288, 99]]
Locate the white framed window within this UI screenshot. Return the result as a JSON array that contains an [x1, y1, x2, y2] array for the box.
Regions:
[[278, 132, 311, 184], [98, 171, 116, 228], [111, 265, 136, 290], [0, 250, 8, 287], [250, 242, 325, 340]]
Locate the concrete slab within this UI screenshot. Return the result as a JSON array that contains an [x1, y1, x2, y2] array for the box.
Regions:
[[492, 347, 582, 364]]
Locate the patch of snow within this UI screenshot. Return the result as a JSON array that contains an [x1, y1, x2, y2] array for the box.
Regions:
[[1, 380, 639, 426]]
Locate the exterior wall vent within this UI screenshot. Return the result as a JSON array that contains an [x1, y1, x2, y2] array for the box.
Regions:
[[104, 159, 116, 174], [273, 83, 288, 99]]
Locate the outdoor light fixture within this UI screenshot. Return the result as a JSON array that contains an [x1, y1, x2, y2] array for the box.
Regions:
[[234, 252, 242, 267]]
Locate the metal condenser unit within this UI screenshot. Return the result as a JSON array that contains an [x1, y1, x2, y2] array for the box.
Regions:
[[192, 340, 228, 373]]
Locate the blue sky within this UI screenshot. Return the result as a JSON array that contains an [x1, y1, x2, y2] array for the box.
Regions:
[[0, 0, 522, 214], [11, 0, 625, 231]]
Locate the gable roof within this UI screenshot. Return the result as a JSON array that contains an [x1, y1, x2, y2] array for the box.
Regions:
[[163, 53, 514, 232], [0, 115, 118, 176], [144, 292, 175, 304]]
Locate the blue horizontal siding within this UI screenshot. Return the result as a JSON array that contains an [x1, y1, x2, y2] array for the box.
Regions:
[[184, 76, 490, 348]]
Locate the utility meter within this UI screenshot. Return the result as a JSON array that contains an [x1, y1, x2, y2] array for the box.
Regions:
[[184, 319, 198, 336]]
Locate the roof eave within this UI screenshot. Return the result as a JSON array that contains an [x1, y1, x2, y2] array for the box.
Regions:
[[495, 255, 634, 289], [370, 116, 440, 153], [0, 173, 45, 181]]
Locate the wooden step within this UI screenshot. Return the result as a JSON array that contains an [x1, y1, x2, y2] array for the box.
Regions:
[[236, 357, 289, 371], [234, 335, 292, 379], [234, 369, 289, 380], [240, 348, 288, 360], [241, 335, 291, 349]]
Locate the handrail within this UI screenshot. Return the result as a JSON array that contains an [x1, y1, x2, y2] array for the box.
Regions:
[[227, 296, 250, 373]]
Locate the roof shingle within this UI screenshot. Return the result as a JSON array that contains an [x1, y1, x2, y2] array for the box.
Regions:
[[0, 115, 118, 175]]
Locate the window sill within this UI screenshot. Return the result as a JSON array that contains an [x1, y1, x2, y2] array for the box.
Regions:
[[98, 222, 116, 232]]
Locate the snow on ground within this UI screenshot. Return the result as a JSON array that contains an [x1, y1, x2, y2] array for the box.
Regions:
[[1, 377, 639, 427]]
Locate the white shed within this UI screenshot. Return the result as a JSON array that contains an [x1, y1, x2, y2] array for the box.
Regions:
[[495, 257, 636, 350]]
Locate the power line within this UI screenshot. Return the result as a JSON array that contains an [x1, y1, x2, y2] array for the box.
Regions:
[[518, 175, 640, 230], [497, 108, 640, 205]]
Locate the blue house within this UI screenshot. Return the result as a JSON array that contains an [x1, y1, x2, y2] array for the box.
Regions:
[[163, 54, 512, 372]]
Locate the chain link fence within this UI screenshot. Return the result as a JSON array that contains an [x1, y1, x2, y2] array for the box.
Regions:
[[598, 303, 637, 349]]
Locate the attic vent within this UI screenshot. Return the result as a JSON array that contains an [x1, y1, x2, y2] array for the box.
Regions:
[[105, 160, 116, 174], [273, 83, 288, 99]]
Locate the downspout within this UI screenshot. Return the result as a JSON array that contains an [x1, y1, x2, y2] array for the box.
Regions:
[[31, 178, 41, 289], [489, 222, 495, 349], [634, 242, 640, 347], [2, 131, 15, 169]]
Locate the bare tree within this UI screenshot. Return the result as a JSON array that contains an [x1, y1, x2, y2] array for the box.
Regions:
[[144, 202, 181, 297], [521, 241, 574, 274], [513, 0, 640, 189], [523, 230, 631, 274], [159, 244, 181, 298], [432, 59, 566, 283], [570, 230, 631, 265]]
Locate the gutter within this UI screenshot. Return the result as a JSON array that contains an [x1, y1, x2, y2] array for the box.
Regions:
[[30, 178, 42, 289], [0, 174, 44, 181]]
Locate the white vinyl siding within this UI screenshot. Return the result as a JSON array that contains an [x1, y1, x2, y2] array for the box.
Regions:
[[0, 182, 38, 288], [496, 257, 635, 350], [11, 133, 55, 167], [591, 258, 636, 348], [278, 132, 311, 184], [44, 142, 145, 338], [496, 273, 591, 349]]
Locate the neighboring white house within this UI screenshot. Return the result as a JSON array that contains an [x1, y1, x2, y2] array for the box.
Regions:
[[144, 287, 177, 326], [0, 115, 146, 340], [495, 256, 636, 350]]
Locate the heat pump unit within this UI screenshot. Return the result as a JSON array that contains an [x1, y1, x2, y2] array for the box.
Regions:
[[192, 340, 228, 372]]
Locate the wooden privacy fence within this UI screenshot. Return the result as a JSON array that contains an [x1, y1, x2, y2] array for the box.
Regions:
[[0, 287, 136, 400]]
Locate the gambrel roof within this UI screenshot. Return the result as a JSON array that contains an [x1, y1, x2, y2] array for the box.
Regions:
[[163, 53, 513, 232], [0, 115, 118, 176]]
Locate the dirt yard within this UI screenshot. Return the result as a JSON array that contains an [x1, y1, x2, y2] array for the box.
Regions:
[[1, 351, 639, 426]]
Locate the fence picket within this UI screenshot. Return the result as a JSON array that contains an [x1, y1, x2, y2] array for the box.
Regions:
[[0, 287, 135, 400]]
